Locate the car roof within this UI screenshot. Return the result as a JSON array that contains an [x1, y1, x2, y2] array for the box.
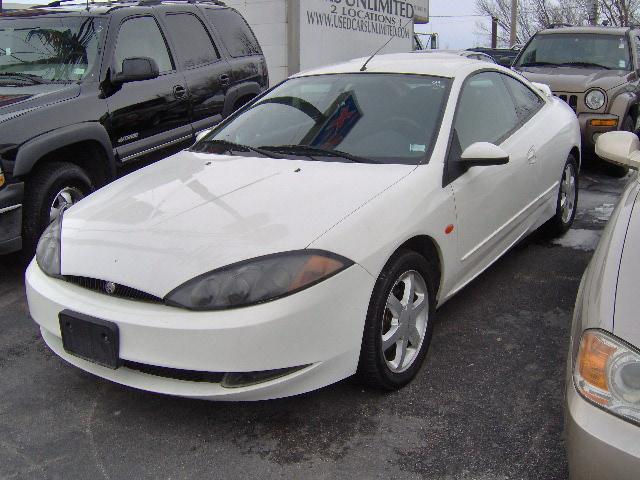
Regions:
[[538, 26, 630, 35], [0, 0, 227, 17], [294, 52, 500, 79]]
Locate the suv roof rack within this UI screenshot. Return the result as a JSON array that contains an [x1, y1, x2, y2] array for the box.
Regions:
[[137, 0, 226, 5], [38, 0, 225, 8]]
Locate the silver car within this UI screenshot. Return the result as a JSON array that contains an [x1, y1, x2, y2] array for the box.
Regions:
[[566, 131, 640, 479]]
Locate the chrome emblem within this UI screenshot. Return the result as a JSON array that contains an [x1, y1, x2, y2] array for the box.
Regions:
[[104, 281, 116, 295]]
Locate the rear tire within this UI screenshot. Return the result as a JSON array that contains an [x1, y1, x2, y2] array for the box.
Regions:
[[22, 161, 93, 260], [356, 250, 436, 390], [546, 154, 578, 237]]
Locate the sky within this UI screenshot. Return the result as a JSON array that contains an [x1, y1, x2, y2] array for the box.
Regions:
[[416, 0, 493, 49], [6, 0, 490, 49]]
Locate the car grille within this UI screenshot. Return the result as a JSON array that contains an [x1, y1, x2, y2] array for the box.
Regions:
[[556, 93, 579, 112], [63, 276, 163, 304]]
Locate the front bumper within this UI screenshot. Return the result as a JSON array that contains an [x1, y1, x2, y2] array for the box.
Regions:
[[565, 378, 640, 479], [0, 182, 23, 254], [578, 113, 621, 150], [26, 260, 375, 401]]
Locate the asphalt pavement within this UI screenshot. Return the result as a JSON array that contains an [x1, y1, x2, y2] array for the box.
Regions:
[[0, 164, 632, 480]]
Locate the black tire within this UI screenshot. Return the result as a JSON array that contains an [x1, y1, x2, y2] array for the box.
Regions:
[[546, 154, 579, 237], [356, 249, 436, 390], [22, 162, 93, 259], [605, 116, 633, 177]]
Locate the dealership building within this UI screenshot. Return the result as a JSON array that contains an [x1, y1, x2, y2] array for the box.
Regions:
[[225, 0, 429, 84]]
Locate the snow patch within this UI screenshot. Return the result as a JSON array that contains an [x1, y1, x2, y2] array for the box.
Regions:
[[593, 203, 615, 222], [552, 229, 601, 251]]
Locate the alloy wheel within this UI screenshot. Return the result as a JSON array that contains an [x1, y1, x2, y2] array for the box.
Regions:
[[381, 270, 429, 373], [560, 163, 576, 224]]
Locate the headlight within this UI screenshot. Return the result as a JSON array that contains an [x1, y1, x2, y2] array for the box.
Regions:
[[35, 215, 62, 277], [165, 250, 353, 310], [574, 330, 640, 425], [585, 89, 606, 110]]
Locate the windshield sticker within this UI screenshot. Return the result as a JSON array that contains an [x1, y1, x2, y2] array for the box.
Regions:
[[620, 39, 626, 48], [620, 60, 627, 68], [73, 67, 86, 75], [410, 144, 426, 153], [4, 48, 10, 56]]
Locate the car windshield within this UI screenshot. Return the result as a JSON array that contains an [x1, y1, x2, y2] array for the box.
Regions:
[[515, 33, 631, 71], [0, 16, 106, 83], [195, 73, 452, 165]]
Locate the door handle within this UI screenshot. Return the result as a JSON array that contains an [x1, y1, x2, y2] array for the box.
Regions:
[[173, 84, 186, 99], [219, 74, 230, 87], [527, 147, 537, 165]]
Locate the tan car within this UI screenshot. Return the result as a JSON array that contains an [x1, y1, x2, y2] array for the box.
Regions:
[[566, 131, 640, 479], [513, 26, 640, 175]]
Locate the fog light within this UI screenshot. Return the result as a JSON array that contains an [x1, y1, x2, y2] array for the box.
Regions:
[[0, 170, 4, 188], [221, 365, 309, 388], [590, 119, 618, 127]]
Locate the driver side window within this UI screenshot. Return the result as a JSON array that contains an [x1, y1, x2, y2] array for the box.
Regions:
[[114, 16, 173, 74], [454, 72, 519, 151]]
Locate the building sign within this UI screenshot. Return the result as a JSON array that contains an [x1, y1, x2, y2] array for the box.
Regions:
[[297, 0, 426, 72]]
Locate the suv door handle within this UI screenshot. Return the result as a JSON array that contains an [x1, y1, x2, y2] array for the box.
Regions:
[[527, 147, 537, 165], [219, 74, 230, 87], [173, 85, 186, 99]]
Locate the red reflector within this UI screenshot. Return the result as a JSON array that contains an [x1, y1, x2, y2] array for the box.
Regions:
[[445, 224, 454, 234]]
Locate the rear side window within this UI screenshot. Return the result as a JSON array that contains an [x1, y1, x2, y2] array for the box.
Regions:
[[164, 13, 219, 68], [501, 74, 544, 123], [114, 16, 173, 73], [204, 8, 261, 57]]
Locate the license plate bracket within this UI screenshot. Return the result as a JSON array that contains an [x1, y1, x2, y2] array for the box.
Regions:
[[59, 310, 121, 369]]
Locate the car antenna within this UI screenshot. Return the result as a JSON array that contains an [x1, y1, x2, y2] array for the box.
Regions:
[[360, 17, 414, 72]]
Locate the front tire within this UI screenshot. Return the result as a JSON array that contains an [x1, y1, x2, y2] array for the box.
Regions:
[[22, 162, 93, 259], [357, 250, 436, 390], [546, 155, 578, 237]]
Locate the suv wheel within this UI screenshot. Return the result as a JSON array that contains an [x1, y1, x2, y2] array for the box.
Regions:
[[23, 162, 93, 259]]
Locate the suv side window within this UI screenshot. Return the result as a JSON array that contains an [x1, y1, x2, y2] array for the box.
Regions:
[[204, 8, 262, 57], [453, 72, 519, 150], [501, 74, 544, 123], [163, 13, 220, 68], [114, 16, 173, 73]]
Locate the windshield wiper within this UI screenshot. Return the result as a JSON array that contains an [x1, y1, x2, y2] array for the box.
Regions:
[[517, 61, 562, 67], [559, 61, 612, 70], [0, 72, 49, 85], [194, 139, 283, 159], [259, 145, 374, 163]]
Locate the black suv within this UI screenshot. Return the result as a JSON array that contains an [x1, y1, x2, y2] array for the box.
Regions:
[[0, 0, 268, 256]]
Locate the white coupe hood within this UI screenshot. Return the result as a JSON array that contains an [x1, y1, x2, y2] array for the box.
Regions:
[[61, 151, 413, 297]]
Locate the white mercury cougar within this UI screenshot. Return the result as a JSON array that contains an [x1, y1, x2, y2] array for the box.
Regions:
[[26, 53, 581, 400]]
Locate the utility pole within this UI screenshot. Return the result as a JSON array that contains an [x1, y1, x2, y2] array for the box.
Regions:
[[510, 0, 518, 47], [588, 0, 598, 25], [491, 17, 498, 48]]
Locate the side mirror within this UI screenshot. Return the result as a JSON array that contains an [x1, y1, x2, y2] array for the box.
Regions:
[[596, 131, 640, 170], [111, 57, 159, 85], [457, 142, 509, 167]]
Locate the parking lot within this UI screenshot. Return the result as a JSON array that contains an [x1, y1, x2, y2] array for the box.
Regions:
[[0, 164, 630, 480]]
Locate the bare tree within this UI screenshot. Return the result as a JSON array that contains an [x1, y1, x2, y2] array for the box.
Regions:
[[476, 0, 640, 47]]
